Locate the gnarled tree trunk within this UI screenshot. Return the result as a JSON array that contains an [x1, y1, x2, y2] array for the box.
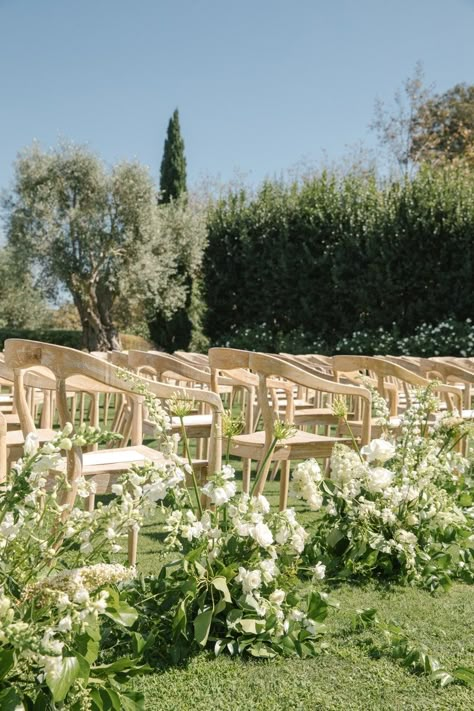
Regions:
[[73, 285, 121, 352]]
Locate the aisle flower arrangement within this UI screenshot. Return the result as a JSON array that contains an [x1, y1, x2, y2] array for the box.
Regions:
[[0, 426, 148, 709], [297, 385, 474, 589], [1, 374, 473, 708]]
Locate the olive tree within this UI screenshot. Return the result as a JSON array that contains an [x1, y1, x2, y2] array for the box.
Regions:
[[3, 143, 183, 350]]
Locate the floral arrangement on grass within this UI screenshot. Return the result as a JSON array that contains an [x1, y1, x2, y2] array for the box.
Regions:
[[297, 385, 474, 590], [0, 426, 148, 709], [109, 392, 335, 664]]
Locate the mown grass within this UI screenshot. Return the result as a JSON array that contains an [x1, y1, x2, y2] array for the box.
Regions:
[[131, 463, 474, 711]]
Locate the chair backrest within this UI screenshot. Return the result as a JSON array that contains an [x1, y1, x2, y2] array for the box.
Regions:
[[248, 352, 372, 445], [129, 350, 212, 386], [4, 340, 224, 507], [128, 350, 235, 392], [333, 354, 463, 413], [174, 351, 210, 368]]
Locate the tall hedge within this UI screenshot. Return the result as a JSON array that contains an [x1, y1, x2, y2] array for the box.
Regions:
[[203, 166, 473, 348]]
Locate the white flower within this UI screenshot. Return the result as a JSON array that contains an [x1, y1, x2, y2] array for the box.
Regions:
[[269, 589, 286, 605], [312, 562, 326, 580], [396, 529, 418, 546], [111, 484, 123, 496], [361, 438, 395, 463], [251, 522, 274, 548], [260, 558, 279, 583], [73, 588, 90, 605], [24, 432, 40, 456], [252, 495, 271, 514], [213, 485, 235, 506], [56, 615, 72, 632], [366, 467, 394, 493], [62, 422, 74, 436], [143, 479, 167, 501], [236, 567, 262, 594]]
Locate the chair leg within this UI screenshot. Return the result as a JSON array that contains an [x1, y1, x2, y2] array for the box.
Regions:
[[87, 493, 95, 513], [128, 525, 138, 567], [279, 460, 291, 511], [269, 460, 280, 481], [242, 458, 251, 493]]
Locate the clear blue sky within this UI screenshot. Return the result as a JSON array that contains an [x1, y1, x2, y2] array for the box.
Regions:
[[1, 0, 473, 193]]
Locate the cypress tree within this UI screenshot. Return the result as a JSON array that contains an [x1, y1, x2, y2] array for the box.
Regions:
[[159, 109, 187, 203]]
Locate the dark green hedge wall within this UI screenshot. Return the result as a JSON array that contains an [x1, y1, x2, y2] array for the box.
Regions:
[[203, 167, 473, 350], [0, 329, 82, 351]]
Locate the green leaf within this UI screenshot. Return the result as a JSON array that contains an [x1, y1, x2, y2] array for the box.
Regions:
[[452, 666, 474, 686], [307, 592, 329, 623], [104, 600, 138, 628], [211, 576, 232, 603], [247, 642, 276, 658], [92, 657, 150, 677], [239, 618, 264, 635], [130, 631, 146, 657], [326, 528, 347, 552], [172, 600, 188, 637], [46, 654, 90, 703], [76, 633, 100, 665], [0, 649, 15, 680], [431, 669, 454, 687], [194, 608, 213, 647], [0, 687, 23, 711]]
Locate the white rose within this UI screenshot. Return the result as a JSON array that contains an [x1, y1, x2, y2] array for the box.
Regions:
[[366, 467, 394, 493], [275, 527, 289, 545], [361, 438, 395, 463], [312, 561, 326, 580], [270, 589, 286, 605], [251, 522, 274, 548], [260, 558, 278, 582], [252, 495, 271, 514], [307, 492, 323, 511], [236, 567, 262, 594]]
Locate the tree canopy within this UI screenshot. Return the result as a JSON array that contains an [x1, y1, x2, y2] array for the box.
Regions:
[[3, 143, 201, 350], [159, 109, 187, 203]]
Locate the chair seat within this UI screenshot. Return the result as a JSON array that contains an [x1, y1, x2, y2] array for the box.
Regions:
[[6, 428, 56, 447], [293, 408, 339, 426], [230, 429, 352, 461], [4, 413, 21, 430], [144, 414, 212, 439], [57, 445, 207, 494]]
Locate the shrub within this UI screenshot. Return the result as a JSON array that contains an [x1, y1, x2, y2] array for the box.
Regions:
[[203, 166, 474, 349]]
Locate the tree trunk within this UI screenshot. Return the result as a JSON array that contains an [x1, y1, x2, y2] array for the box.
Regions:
[[73, 286, 121, 352]]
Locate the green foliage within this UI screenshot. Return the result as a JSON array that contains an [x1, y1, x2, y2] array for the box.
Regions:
[[159, 109, 187, 204], [204, 167, 474, 353], [412, 83, 474, 166], [146, 196, 208, 352], [0, 246, 49, 329], [0, 327, 82, 350]]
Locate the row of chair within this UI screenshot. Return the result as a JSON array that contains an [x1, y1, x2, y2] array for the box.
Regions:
[[0, 341, 472, 564]]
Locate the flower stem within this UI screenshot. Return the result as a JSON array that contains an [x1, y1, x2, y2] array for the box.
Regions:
[[250, 436, 278, 497], [179, 416, 203, 517]]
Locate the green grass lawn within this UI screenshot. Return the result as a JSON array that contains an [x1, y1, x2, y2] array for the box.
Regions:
[[129, 468, 474, 711]]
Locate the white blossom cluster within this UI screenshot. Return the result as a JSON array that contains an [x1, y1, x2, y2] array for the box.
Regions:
[[296, 391, 473, 584]]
